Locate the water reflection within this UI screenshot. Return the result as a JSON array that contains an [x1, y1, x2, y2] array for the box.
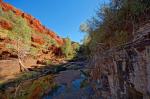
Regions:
[[43, 75, 86, 99]]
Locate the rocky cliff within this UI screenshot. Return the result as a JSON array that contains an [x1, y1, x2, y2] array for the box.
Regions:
[[89, 22, 150, 99], [0, 0, 65, 61], [0, 0, 67, 83], [0, 0, 63, 45]]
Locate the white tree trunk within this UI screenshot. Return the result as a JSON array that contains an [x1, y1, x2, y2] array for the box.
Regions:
[[18, 58, 28, 72]]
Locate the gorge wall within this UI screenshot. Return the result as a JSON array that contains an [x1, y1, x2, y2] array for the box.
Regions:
[[0, 0, 63, 45], [90, 22, 150, 99], [0, 0, 65, 60], [0, 0, 65, 81]]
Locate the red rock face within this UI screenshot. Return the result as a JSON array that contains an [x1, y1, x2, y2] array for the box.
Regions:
[[1, 2, 14, 11], [47, 30, 64, 45], [0, 19, 12, 30], [31, 34, 45, 45], [0, 43, 5, 49], [48, 45, 63, 56], [0, 2, 64, 45], [55, 36, 64, 45]]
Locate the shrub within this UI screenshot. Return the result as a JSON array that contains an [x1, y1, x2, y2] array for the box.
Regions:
[[6, 44, 15, 50], [61, 37, 73, 58], [71, 42, 80, 57], [81, 0, 150, 54], [46, 60, 52, 65], [12, 16, 32, 45], [30, 47, 39, 56], [43, 35, 57, 46]]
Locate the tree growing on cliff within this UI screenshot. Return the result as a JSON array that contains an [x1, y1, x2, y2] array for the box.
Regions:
[[81, 0, 150, 53], [4, 11, 33, 71], [15, 17, 32, 71]]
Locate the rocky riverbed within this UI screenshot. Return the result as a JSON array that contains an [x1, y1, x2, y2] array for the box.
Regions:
[[0, 60, 93, 99]]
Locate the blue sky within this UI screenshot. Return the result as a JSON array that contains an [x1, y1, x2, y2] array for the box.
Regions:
[[4, 0, 109, 43]]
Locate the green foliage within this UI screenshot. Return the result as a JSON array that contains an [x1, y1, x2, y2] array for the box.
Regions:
[[81, 0, 150, 53], [60, 38, 80, 59], [46, 60, 52, 65], [32, 32, 59, 50], [71, 42, 80, 57], [72, 42, 80, 51], [0, 29, 9, 38], [50, 39, 57, 46], [0, 8, 15, 21], [6, 44, 15, 50], [61, 37, 73, 58], [29, 47, 39, 56], [0, 7, 61, 57], [14, 75, 54, 99], [0, 8, 32, 52], [10, 16, 32, 46], [20, 71, 38, 79], [14, 71, 39, 83], [114, 31, 128, 45], [43, 35, 57, 47]]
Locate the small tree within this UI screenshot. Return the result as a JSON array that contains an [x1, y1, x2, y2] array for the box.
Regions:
[[17, 39, 29, 72], [15, 17, 32, 72], [9, 15, 32, 72], [1, 9, 33, 71], [7, 35, 30, 72], [61, 37, 73, 58]]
